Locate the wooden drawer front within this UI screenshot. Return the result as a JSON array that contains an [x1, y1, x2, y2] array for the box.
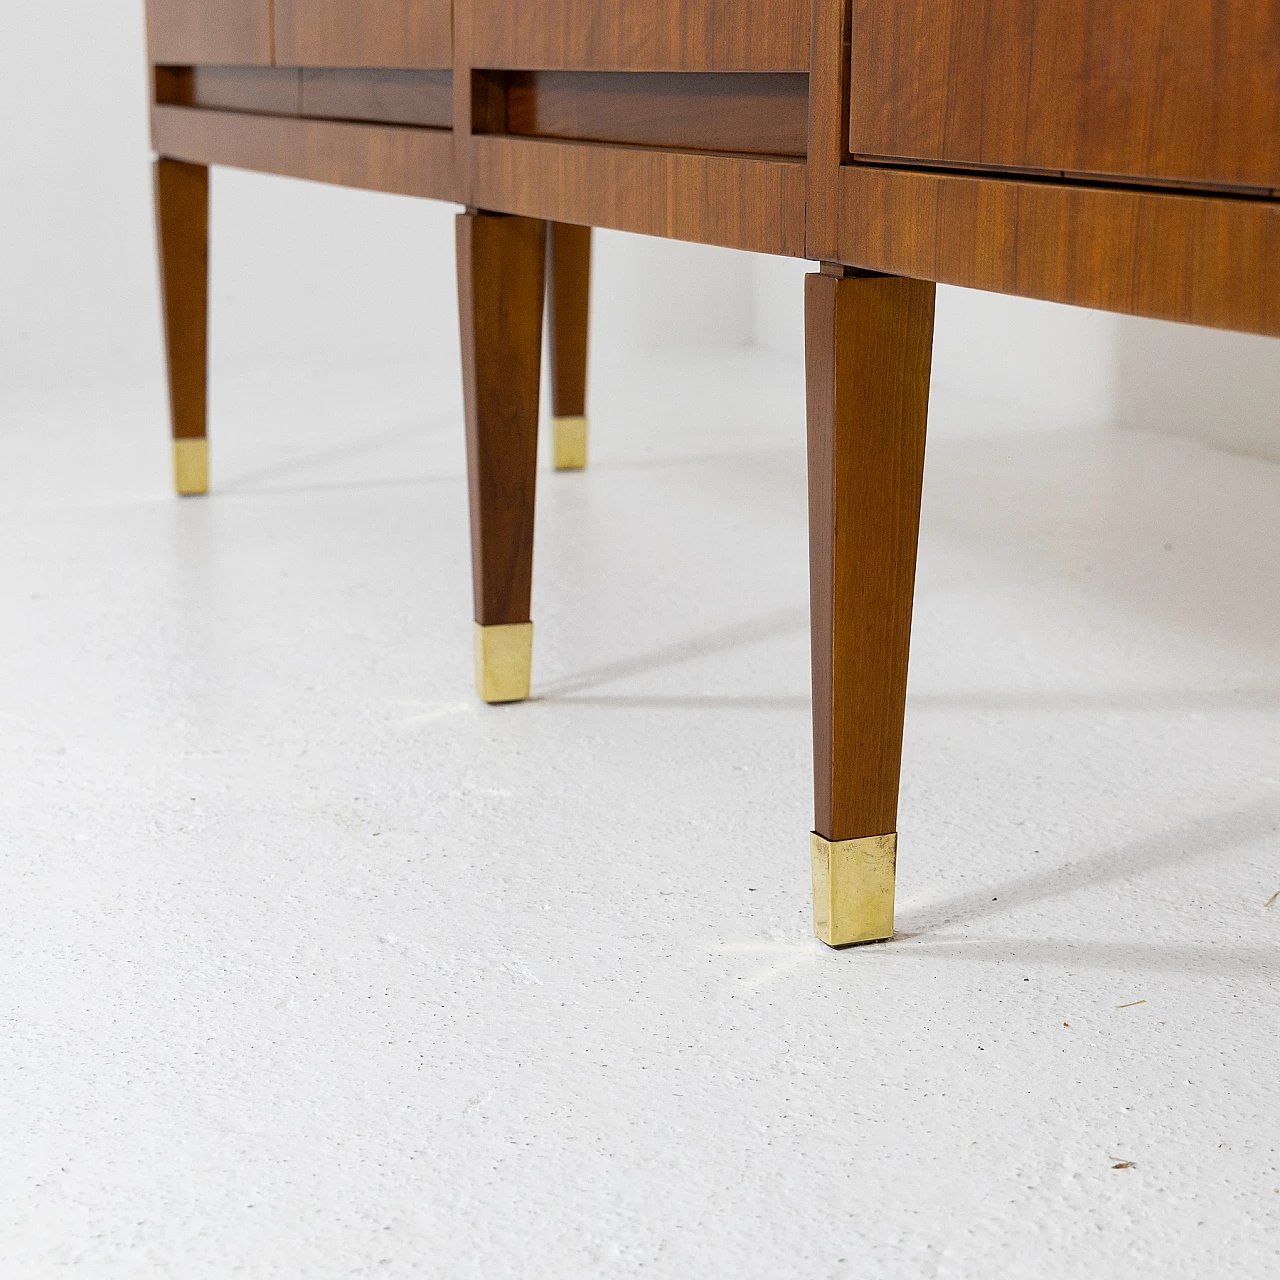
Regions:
[[850, 0, 1280, 192], [471, 0, 810, 72], [146, 0, 272, 65], [275, 0, 452, 69]]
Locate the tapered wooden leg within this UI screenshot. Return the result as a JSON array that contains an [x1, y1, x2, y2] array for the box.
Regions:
[[806, 267, 936, 948], [547, 223, 592, 471], [457, 211, 548, 703], [153, 158, 209, 497]]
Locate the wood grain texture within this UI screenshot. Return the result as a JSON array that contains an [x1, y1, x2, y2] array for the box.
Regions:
[[156, 66, 302, 116], [850, 0, 1280, 192], [547, 223, 592, 419], [457, 213, 548, 626], [156, 67, 453, 128], [805, 0, 852, 259], [146, 0, 273, 65], [152, 105, 458, 200], [153, 159, 209, 443], [301, 69, 454, 128], [274, 0, 453, 69], [500, 71, 810, 157], [453, 0, 478, 201], [472, 136, 807, 255], [838, 165, 1280, 337], [470, 0, 810, 71], [807, 270, 935, 842]]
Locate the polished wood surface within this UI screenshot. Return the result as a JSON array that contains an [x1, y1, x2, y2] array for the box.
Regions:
[[471, 137, 807, 255], [300, 69, 454, 129], [806, 269, 935, 842], [804, 0, 852, 261], [849, 0, 1280, 193], [496, 71, 810, 157], [153, 159, 209, 444], [155, 66, 454, 130], [457, 213, 548, 627], [144, 2, 1280, 314], [470, 0, 811, 72], [156, 65, 301, 115], [838, 165, 1280, 338], [274, 0, 452, 70], [547, 223, 592, 421], [152, 105, 456, 200], [146, 0, 272, 66]]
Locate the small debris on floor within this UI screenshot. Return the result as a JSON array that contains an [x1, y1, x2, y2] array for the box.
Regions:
[[1116, 999, 1147, 1009], [1265, 891, 1279, 909], [1112, 1161, 1137, 1170]]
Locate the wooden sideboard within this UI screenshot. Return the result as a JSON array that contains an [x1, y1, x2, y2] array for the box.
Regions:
[[146, 0, 1280, 949]]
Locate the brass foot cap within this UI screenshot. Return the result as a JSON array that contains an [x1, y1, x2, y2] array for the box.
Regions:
[[173, 438, 209, 497], [473, 622, 533, 704], [552, 415, 589, 471], [811, 832, 897, 948]]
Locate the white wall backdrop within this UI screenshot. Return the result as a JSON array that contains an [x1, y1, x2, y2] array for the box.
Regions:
[[3, 3, 1277, 462], [1112, 318, 1280, 462], [753, 257, 1122, 432]]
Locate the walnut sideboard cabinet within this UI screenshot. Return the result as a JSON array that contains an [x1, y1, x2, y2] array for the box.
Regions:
[[146, 0, 1280, 949]]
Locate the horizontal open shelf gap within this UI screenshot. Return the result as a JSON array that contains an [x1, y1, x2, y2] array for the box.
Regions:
[[474, 70, 810, 159], [156, 66, 454, 130], [157, 66, 812, 159]]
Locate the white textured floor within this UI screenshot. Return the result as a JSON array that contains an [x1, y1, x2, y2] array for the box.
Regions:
[[2, 350, 1279, 1278]]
